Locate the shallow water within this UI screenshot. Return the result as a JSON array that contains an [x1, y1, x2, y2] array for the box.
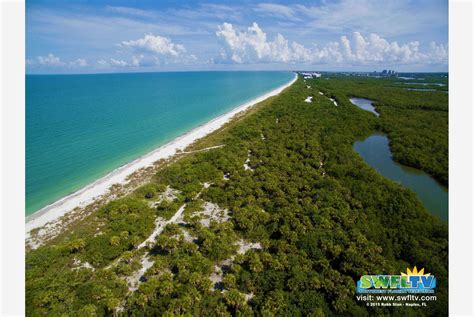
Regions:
[[349, 98, 379, 117], [406, 88, 435, 91], [26, 71, 294, 215], [398, 82, 447, 86], [353, 133, 448, 221]]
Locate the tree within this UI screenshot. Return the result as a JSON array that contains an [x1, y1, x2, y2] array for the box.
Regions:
[[109, 236, 120, 246], [67, 239, 85, 253]]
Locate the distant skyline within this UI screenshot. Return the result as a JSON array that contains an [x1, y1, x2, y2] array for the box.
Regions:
[[26, 0, 448, 74]]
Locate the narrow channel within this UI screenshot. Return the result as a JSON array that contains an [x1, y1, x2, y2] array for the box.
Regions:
[[350, 98, 448, 221]]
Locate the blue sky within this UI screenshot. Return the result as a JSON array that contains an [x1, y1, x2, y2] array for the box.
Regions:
[[26, 0, 448, 73]]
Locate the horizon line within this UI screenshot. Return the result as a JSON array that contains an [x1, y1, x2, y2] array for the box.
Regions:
[[26, 69, 449, 76]]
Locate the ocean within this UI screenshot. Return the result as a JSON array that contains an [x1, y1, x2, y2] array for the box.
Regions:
[[26, 71, 294, 215]]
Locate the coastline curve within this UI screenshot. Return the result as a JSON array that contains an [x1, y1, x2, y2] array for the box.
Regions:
[[26, 72, 297, 234]]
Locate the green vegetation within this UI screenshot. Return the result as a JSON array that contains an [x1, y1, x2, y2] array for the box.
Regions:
[[315, 74, 448, 186], [26, 75, 448, 316]]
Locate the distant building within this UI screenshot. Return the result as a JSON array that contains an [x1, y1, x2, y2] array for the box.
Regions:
[[370, 69, 398, 77]]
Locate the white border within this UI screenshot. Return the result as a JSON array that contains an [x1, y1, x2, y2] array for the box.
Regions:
[[1, 0, 473, 316], [449, 1, 473, 316], [1, 0, 25, 315]]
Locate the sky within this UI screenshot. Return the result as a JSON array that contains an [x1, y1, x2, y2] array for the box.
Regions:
[[26, 0, 449, 74]]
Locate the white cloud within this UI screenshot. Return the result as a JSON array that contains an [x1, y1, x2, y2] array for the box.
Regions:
[[340, 32, 426, 64], [36, 53, 64, 66], [95, 55, 168, 68], [256, 1, 447, 38], [254, 3, 297, 20], [70, 58, 88, 67], [216, 22, 309, 64], [427, 42, 448, 64], [110, 58, 128, 67], [96, 59, 110, 68], [118, 33, 199, 67], [216, 22, 448, 66], [97, 58, 129, 68], [105, 6, 154, 18], [121, 34, 186, 56], [171, 4, 242, 23], [131, 55, 143, 67], [27, 55, 89, 68]]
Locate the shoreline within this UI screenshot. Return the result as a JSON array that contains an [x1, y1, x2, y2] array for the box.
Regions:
[[26, 73, 297, 234]]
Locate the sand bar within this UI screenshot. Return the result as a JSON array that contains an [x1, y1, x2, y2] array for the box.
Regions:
[[26, 73, 297, 234]]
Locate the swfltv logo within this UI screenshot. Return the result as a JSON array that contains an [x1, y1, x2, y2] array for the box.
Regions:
[[356, 267, 436, 294]]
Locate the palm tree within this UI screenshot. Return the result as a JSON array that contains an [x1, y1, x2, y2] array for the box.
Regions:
[[68, 239, 85, 253], [110, 236, 121, 246]]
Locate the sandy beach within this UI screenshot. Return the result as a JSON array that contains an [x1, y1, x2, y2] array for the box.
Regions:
[[26, 73, 297, 234]]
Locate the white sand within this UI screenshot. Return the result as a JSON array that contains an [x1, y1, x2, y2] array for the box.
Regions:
[[243, 150, 253, 171], [26, 73, 297, 234], [194, 202, 230, 227]]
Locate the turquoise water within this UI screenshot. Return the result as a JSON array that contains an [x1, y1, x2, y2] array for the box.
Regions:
[[354, 133, 448, 221], [26, 71, 294, 215]]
